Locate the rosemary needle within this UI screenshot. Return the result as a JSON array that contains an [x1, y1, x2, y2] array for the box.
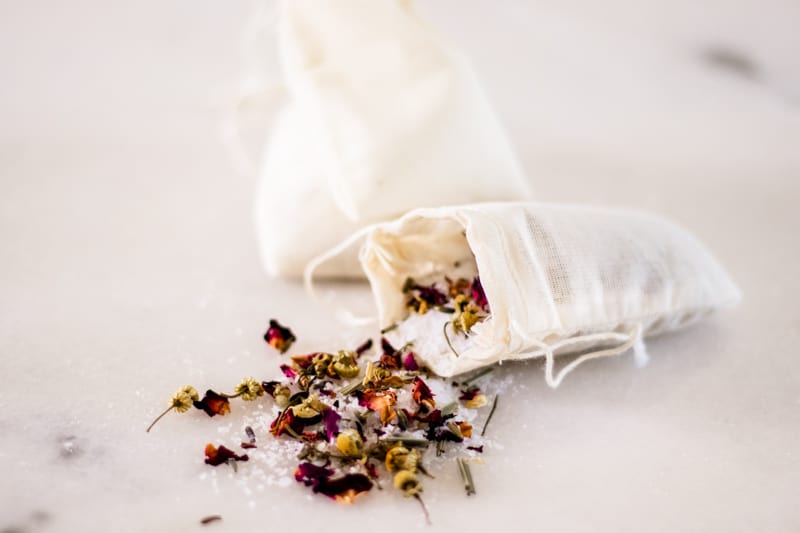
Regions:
[[443, 321, 461, 358], [480, 395, 499, 437]]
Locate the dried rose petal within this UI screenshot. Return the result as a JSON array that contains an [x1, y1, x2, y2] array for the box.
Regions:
[[322, 408, 341, 442], [204, 443, 249, 466], [264, 319, 296, 353], [295, 462, 373, 503], [457, 421, 473, 438], [193, 390, 231, 417], [294, 462, 335, 486], [355, 338, 373, 356], [467, 445, 484, 453], [471, 277, 489, 310], [279, 364, 296, 379], [411, 377, 435, 410], [270, 409, 305, 437], [403, 352, 419, 371], [360, 390, 397, 425]]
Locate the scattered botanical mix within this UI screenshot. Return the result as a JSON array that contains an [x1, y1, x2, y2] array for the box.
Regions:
[[148, 276, 498, 524]]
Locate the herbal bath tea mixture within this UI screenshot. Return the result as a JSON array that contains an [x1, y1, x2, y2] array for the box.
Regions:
[[147, 276, 497, 524]]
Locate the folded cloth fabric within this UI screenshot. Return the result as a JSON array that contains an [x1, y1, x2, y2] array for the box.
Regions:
[[256, 0, 531, 278], [310, 202, 740, 382]]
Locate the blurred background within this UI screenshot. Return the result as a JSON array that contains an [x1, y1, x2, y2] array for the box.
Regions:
[[1, 1, 798, 532]]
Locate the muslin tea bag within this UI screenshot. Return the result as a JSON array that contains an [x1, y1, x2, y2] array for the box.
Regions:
[[307, 202, 740, 384], [255, 0, 531, 277]]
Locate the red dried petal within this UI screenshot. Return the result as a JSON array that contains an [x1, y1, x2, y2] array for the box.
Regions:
[[467, 445, 484, 453], [403, 352, 419, 371], [459, 387, 481, 402], [471, 277, 489, 310], [279, 364, 297, 379], [294, 462, 373, 503], [361, 390, 397, 425], [322, 408, 341, 442], [204, 443, 249, 466], [270, 409, 305, 437], [194, 390, 231, 417], [264, 319, 296, 353], [411, 377, 435, 406], [355, 338, 373, 356]]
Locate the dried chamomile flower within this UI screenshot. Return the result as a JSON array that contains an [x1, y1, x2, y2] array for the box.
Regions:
[[273, 384, 291, 408], [312, 352, 333, 377], [331, 350, 360, 379], [393, 470, 422, 497], [264, 319, 296, 353], [452, 294, 481, 334], [233, 377, 264, 401], [291, 394, 326, 419], [335, 429, 364, 458], [146, 385, 199, 432], [384, 446, 421, 473]]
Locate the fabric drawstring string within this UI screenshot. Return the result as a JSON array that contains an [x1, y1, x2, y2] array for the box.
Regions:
[[303, 226, 377, 327], [521, 324, 647, 388]]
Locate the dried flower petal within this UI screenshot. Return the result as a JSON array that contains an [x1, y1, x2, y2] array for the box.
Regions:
[[234, 377, 264, 401], [361, 390, 397, 425], [279, 364, 296, 379], [291, 394, 326, 419], [446, 276, 471, 298], [194, 390, 231, 417], [452, 295, 481, 334], [331, 350, 360, 379], [459, 387, 488, 409], [335, 428, 363, 458], [270, 408, 305, 437], [295, 462, 372, 503], [264, 319, 296, 353], [393, 470, 422, 497], [322, 408, 341, 442], [355, 338, 373, 356], [171, 385, 199, 413], [411, 377, 436, 411], [385, 446, 421, 473], [471, 276, 489, 310], [204, 443, 249, 466], [403, 352, 419, 371]]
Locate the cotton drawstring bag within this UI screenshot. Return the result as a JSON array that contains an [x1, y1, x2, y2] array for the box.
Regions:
[[254, 0, 531, 278], [305, 202, 740, 385]]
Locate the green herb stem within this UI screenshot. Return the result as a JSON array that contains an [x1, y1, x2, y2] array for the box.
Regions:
[[480, 395, 499, 437], [456, 457, 476, 496]]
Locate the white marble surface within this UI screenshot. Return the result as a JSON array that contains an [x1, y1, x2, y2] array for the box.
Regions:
[[1, 1, 799, 532]]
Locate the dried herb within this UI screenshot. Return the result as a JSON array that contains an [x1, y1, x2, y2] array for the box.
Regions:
[[481, 395, 499, 437], [204, 443, 249, 467], [149, 274, 502, 521], [200, 515, 222, 525], [456, 458, 476, 496], [241, 426, 257, 449], [264, 319, 296, 353], [194, 390, 231, 417], [146, 385, 199, 433]]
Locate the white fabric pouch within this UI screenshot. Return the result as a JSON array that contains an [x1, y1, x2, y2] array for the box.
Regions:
[[335, 202, 740, 383], [255, 0, 531, 278]]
